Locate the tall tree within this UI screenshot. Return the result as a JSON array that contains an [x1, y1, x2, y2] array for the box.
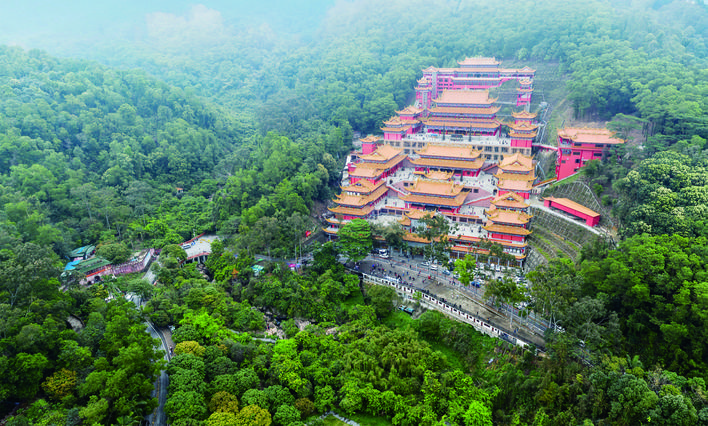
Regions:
[[337, 219, 372, 263], [416, 214, 454, 265]]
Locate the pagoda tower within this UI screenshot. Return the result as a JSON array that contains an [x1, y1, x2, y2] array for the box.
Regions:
[[507, 111, 539, 153], [483, 192, 533, 259], [495, 153, 535, 199], [516, 78, 533, 106]]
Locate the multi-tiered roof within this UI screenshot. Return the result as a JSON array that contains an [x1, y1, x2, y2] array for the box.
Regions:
[[402, 179, 469, 209], [495, 153, 535, 198], [418, 90, 501, 136], [415, 57, 535, 109], [483, 192, 532, 256], [348, 145, 406, 183], [410, 144, 485, 173]]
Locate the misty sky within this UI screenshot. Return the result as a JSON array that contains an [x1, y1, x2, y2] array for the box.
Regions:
[[0, 0, 334, 52]]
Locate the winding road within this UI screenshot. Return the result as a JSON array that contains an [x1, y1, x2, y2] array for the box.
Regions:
[[125, 292, 171, 426]]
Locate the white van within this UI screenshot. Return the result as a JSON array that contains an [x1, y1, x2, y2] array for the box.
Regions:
[[378, 248, 390, 259]]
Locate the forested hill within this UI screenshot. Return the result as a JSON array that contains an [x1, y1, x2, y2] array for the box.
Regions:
[[46, 0, 708, 148], [0, 46, 241, 253], [0, 45, 248, 184], [0, 45, 351, 255]]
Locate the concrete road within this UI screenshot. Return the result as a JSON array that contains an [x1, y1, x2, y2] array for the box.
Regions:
[[145, 321, 170, 426], [126, 293, 171, 426]]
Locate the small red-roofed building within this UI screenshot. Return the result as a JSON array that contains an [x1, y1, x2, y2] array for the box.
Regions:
[[556, 127, 624, 180], [544, 197, 600, 227]]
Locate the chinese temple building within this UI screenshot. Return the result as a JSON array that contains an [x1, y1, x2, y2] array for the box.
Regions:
[[380, 115, 421, 142], [384, 57, 537, 159], [401, 179, 469, 215], [360, 135, 382, 155], [325, 180, 389, 235], [347, 144, 406, 185], [556, 127, 624, 180], [410, 144, 485, 177], [399, 208, 437, 233], [516, 78, 533, 106], [495, 153, 536, 199], [421, 90, 501, 137], [483, 192, 533, 258], [415, 57, 535, 108], [508, 110, 539, 152]]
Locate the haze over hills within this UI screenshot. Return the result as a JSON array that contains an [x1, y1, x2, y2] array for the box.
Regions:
[[0, 1, 335, 54]]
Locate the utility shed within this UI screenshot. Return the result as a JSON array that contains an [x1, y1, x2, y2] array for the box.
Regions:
[[543, 196, 600, 227]]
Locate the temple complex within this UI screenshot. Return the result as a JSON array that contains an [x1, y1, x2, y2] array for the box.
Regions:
[[556, 127, 624, 180], [327, 147, 535, 264], [325, 57, 542, 265], [381, 57, 539, 162]]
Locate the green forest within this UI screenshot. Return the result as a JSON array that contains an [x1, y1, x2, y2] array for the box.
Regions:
[[2, 0, 708, 424]]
